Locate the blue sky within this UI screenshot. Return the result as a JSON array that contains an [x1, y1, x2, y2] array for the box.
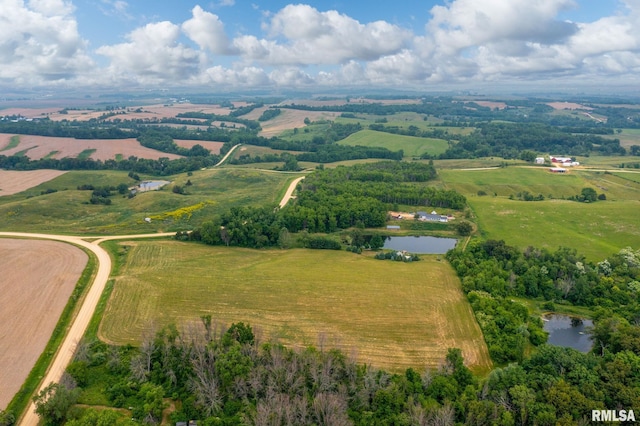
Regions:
[[1, 0, 638, 92]]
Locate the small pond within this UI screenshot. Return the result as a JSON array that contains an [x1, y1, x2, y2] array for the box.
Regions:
[[543, 314, 593, 353], [138, 180, 170, 191], [382, 236, 457, 254]]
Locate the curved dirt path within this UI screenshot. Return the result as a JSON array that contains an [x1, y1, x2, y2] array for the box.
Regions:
[[212, 143, 241, 167], [0, 232, 173, 426], [279, 176, 305, 208]]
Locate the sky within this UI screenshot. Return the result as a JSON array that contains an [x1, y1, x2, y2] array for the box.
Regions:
[[1, 0, 639, 93]]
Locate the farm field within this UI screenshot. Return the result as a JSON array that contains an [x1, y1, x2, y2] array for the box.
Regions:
[[468, 197, 640, 260], [246, 108, 340, 138], [0, 133, 182, 161], [439, 167, 640, 260], [0, 168, 292, 234], [602, 128, 640, 149], [439, 166, 640, 200], [0, 239, 87, 409], [339, 129, 449, 157], [0, 169, 67, 196], [439, 166, 585, 198], [100, 241, 492, 374]]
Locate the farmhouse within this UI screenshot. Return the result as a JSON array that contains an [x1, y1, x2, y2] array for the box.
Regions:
[[550, 155, 580, 167], [417, 211, 449, 222], [535, 157, 545, 164]]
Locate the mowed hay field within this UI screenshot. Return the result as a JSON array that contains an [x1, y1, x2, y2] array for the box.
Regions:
[[0, 239, 87, 409], [101, 241, 492, 374]]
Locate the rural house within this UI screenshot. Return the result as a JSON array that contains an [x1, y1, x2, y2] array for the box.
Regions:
[[416, 211, 449, 222]]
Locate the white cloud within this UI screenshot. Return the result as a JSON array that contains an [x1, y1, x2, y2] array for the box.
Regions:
[[411, 0, 640, 82], [427, 0, 578, 55], [236, 4, 411, 65], [182, 5, 232, 54], [1, 0, 640, 90], [96, 21, 204, 83], [0, 0, 94, 86]]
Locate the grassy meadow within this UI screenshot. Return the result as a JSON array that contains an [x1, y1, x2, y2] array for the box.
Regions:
[[0, 168, 293, 234], [437, 166, 640, 260], [100, 240, 492, 374], [603, 128, 640, 149], [467, 197, 639, 261], [339, 129, 449, 157]]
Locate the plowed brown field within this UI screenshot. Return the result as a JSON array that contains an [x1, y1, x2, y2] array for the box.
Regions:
[[0, 134, 182, 161], [0, 239, 88, 409], [0, 170, 67, 196]]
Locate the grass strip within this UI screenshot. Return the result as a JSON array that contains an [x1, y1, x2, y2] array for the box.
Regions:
[[0, 135, 20, 151], [77, 149, 97, 160]]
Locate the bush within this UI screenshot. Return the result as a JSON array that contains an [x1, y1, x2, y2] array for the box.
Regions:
[[456, 221, 473, 236], [303, 236, 341, 250]]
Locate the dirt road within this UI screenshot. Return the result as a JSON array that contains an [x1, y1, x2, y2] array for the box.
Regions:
[[0, 232, 173, 426], [279, 176, 305, 208]]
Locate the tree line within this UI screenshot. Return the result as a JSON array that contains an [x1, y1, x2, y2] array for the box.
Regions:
[[439, 122, 626, 159], [21, 303, 640, 426]]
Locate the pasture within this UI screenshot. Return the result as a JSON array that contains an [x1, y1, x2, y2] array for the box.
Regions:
[[439, 166, 640, 260], [339, 129, 449, 157], [467, 197, 639, 261], [0, 239, 87, 409], [439, 166, 589, 198], [0, 168, 292, 234], [100, 241, 492, 374]]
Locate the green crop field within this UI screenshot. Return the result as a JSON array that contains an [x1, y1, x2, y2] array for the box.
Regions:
[[100, 240, 492, 374], [0, 168, 292, 235], [468, 197, 640, 261], [339, 129, 449, 157]]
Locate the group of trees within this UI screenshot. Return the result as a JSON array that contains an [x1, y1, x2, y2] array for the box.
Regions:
[[569, 187, 606, 202], [446, 241, 640, 364], [440, 122, 626, 159]]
